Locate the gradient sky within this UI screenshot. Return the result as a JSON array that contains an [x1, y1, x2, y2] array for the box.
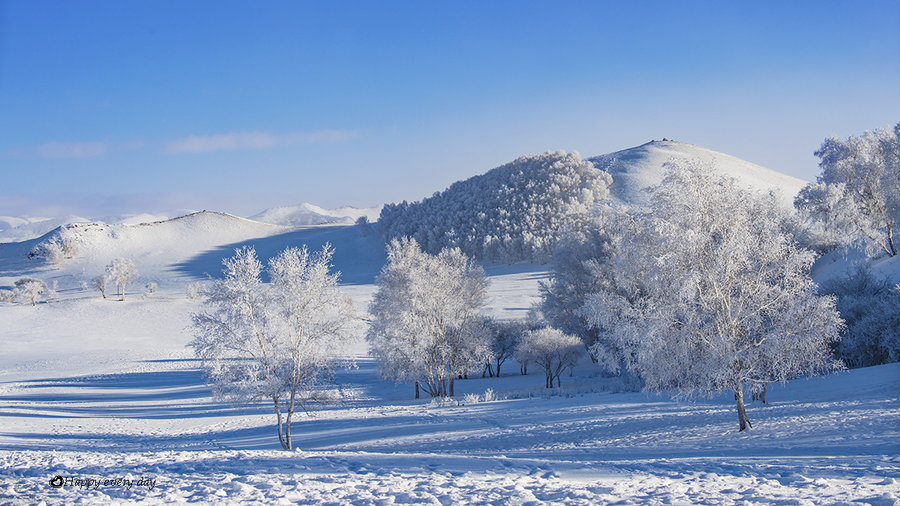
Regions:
[[1, 1, 898, 218]]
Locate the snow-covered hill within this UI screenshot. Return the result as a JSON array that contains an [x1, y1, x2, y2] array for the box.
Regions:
[[0, 215, 93, 244], [0, 211, 196, 244], [589, 140, 808, 207], [0, 210, 389, 293], [0, 212, 287, 287], [250, 202, 382, 227]]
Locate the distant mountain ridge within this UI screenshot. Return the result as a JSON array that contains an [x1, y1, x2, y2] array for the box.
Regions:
[[249, 203, 383, 227]]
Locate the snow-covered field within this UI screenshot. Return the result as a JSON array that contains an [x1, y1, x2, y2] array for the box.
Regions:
[[1, 144, 898, 503], [1, 250, 898, 503]]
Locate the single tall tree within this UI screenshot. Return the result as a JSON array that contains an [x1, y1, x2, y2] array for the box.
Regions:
[[582, 160, 843, 431], [191, 245, 356, 450]]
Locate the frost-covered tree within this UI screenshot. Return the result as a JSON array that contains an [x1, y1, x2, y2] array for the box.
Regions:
[[355, 215, 371, 236], [0, 289, 15, 303], [28, 229, 78, 266], [191, 245, 355, 450], [92, 275, 110, 298], [515, 327, 583, 388], [378, 151, 612, 263], [796, 123, 899, 256], [367, 238, 490, 397], [14, 277, 48, 306], [486, 320, 525, 378], [819, 266, 900, 368], [539, 211, 613, 350], [106, 258, 137, 301], [582, 160, 843, 431]]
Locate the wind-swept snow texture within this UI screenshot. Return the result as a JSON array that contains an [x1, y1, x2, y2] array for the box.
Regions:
[[589, 140, 808, 207]]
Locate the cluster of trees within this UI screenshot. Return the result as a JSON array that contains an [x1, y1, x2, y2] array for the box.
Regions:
[[91, 258, 138, 301], [819, 266, 900, 368], [377, 151, 612, 263], [796, 123, 899, 257], [793, 123, 900, 369], [543, 160, 844, 431], [28, 227, 79, 265], [0, 277, 58, 305], [366, 238, 584, 397], [193, 123, 895, 444]]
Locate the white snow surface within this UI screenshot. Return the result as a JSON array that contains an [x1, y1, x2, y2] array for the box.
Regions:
[[589, 140, 809, 207], [1, 218, 898, 503], [0, 144, 897, 503], [250, 202, 383, 227]]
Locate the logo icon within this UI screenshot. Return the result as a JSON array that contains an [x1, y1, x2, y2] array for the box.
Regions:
[[49, 475, 64, 488]]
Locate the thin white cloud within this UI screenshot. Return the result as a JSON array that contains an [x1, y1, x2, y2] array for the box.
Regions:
[[11, 141, 110, 159], [164, 130, 355, 154]]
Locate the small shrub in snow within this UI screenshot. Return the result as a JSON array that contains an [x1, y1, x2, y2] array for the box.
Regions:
[[482, 388, 497, 402], [462, 393, 480, 405], [144, 282, 158, 296], [427, 397, 460, 408], [187, 282, 204, 300], [0, 289, 15, 303]]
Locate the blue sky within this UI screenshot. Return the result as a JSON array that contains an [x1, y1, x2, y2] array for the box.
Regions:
[[1, 1, 898, 218]]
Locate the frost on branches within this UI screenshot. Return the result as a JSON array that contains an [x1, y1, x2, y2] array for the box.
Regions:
[[190, 245, 356, 450], [106, 258, 137, 301], [515, 327, 583, 388], [795, 122, 899, 257], [367, 238, 490, 398], [819, 266, 900, 368], [539, 211, 613, 350], [377, 151, 612, 263], [582, 160, 843, 432]]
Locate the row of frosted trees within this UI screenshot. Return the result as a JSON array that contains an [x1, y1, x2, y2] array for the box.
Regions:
[[191, 123, 897, 447]]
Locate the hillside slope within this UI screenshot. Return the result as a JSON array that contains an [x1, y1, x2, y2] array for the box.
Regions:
[[250, 202, 382, 227], [589, 140, 808, 207]]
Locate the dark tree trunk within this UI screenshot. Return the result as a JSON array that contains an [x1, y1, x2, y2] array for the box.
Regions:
[[415, 381, 419, 399], [887, 224, 896, 257], [734, 385, 752, 432]]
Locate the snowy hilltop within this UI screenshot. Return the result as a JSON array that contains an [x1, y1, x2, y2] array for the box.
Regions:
[[376, 141, 807, 264], [588, 139, 808, 207]]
